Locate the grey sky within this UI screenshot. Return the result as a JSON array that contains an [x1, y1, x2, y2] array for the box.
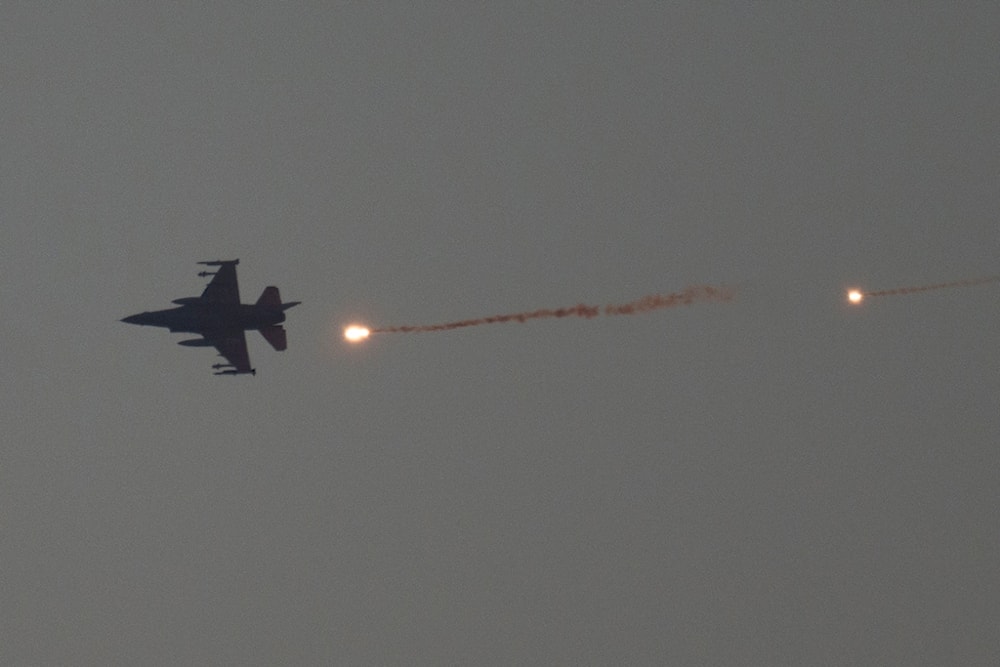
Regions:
[[3, 4, 999, 664]]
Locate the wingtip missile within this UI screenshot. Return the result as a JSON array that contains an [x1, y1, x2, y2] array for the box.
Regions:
[[198, 271, 216, 277], [178, 338, 213, 347], [214, 368, 256, 376], [198, 259, 239, 266]]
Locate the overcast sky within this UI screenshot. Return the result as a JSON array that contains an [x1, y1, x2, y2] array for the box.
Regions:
[[3, 4, 999, 665]]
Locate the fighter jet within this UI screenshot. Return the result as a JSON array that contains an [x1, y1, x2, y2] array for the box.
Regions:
[[121, 259, 301, 376]]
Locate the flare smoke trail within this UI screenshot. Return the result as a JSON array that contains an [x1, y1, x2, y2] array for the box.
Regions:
[[370, 285, 734, 334], [852, 275, 1000, 302]]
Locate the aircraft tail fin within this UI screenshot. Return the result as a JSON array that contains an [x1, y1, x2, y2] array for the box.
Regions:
[[259, 325, 287, 351], [256, 286, 282, 308]]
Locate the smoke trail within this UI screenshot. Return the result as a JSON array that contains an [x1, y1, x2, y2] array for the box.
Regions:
[[861, 275, 1000, 299], [371, 284, 734, 334]]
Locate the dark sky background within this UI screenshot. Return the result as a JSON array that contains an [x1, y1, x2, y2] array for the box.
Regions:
[[4, 4, 999, 665]]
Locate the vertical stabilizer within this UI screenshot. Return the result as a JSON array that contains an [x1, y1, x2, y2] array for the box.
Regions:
[[256, 286, 282, 308]]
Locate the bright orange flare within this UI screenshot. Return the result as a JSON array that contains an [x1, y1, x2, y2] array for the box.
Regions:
[[844, 274, 1000, 305], [344, 325, 371, 342]]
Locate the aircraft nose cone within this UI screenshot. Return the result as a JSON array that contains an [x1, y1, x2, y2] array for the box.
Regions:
[[121, 313, 145, 325]]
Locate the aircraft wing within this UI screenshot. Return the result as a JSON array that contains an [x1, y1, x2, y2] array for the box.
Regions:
[[200, 261, 241, 304], [207, 328, 253, 374]]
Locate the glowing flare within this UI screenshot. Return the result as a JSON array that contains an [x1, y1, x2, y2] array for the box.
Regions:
[[344, 325, 370, 342], [848, 289, 864, 304]]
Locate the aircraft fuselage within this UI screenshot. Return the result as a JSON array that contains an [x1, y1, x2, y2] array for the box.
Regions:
[[121, 303, 286, 334]]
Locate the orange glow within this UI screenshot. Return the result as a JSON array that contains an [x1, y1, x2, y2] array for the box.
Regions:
[[344, 325, 371, 342], [847, 289, 864, 304]]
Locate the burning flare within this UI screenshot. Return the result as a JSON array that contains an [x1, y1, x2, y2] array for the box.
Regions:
[[344, 325, 371, 342], [849, 275, 1000, 303]]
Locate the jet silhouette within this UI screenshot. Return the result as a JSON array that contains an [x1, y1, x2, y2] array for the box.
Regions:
[[122, 259, 300, 376]]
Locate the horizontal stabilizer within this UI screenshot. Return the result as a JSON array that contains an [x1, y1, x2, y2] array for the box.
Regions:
[[259, 325, 287, 351]]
